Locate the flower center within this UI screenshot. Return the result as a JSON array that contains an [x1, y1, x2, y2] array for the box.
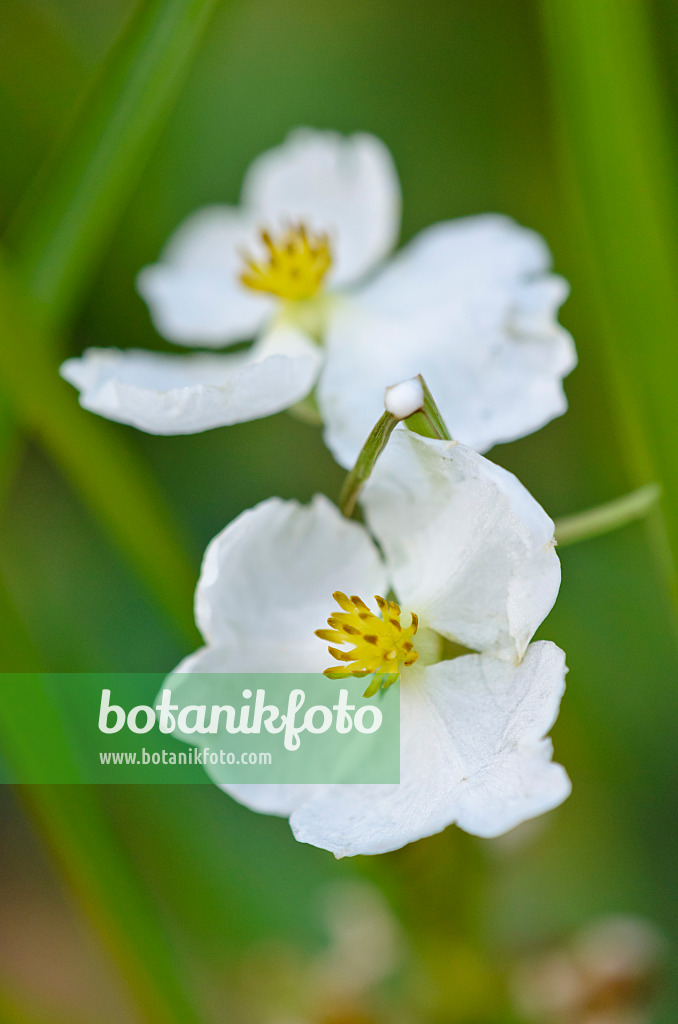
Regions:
[[239, 223, 332, 301], [315, 591, 419, 697]]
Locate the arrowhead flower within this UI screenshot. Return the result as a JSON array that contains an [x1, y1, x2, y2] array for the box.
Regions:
[[173, 428, 571, 856], [60, 129, 576, 462]]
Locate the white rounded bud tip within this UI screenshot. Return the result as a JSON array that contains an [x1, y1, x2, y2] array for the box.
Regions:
[[384, 378, 425, 420]]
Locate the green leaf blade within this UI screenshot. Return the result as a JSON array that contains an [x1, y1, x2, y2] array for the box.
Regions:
[[540, 0, 678, 600], [8, 0, 222, 332]]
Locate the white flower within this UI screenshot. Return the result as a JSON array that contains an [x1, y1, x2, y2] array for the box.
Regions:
[[172, 429, 570, 856], [60, 129, 576, 461]]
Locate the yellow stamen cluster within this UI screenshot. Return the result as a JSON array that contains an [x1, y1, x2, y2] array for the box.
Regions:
[[239, 223, 332, 301], [316, 592, 419, 698]]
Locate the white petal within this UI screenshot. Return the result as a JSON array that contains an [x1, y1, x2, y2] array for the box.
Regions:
[[173, 639, 325, 676], [168, 643, 327, 817], [319, 214, 576, 467], [173, 644, 568, 851], [192, 494, 388, 665], [288, 642, 570, 855], [362, 430, 561, 662], [361, 213, 555, 309], [137, 206, 274, 346], [241, 128, 401, 286], [167, 496, 386, 817], [59, 329, 320, 434], [422, 642, 570, 838]]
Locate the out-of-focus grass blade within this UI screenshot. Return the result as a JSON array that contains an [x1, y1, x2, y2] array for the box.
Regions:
[[540, 0, 678, 594], [0, 641, 204, 1020], [0, 400, 20, 507], [15, 783, 206, 1023], [0, 0, 83, 156], [0, 986, 88, 1024], [7, 0, 222, 331], [0, 4, 220, 1016], [0, 252, 198, 644], [0, 0, 223, 641], [0, 672, 205, 1019], [0, 572, 41, 670], [0, 983, 64, 1024]]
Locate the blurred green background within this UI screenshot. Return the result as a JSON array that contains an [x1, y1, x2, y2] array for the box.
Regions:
[[0, 0, 677, 1021]]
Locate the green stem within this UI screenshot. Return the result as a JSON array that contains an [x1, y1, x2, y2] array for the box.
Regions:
[[555, 484, 661, 547], [340, 376, 453, 517], [340, 411, 398, 517], [404, 375, 453, 442]]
